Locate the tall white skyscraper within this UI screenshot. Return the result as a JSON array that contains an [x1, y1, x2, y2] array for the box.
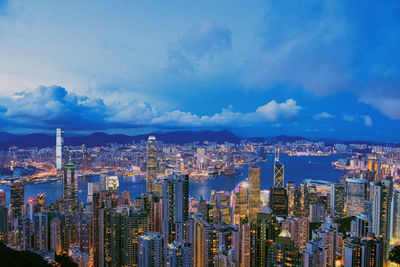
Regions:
[[56, 128, 64, 170]]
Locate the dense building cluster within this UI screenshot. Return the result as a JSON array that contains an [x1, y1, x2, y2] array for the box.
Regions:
[[0, 129, 399, 266]]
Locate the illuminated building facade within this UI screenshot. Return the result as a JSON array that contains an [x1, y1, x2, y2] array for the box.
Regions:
[[146, 135, 157, 192], [56, 128, 64, 171], [63, 163, 78, 215], [138, 232, 164, 267], [345, 178, 367, 217], [248, 167, 260, 223]]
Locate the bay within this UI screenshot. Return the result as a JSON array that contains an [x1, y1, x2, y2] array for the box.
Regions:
[[1, 154, 347, 205]]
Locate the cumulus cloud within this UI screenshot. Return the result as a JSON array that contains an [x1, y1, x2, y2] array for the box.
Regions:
[[0, 86, 301, 131], [1, 86, 110, 130], [342, 113, 373, 126], [152, 99, 301, 127], [167, 22, 232, 73], [314, 112, 335, 120]]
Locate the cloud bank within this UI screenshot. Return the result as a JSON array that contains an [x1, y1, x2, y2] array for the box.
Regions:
[[0, 86, 301, 131]]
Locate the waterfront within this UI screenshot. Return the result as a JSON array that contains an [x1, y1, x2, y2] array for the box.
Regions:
[[1, 154, 346, 205]]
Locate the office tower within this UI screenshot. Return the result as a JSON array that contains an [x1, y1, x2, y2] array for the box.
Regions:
[[163, 174, 189, 244], [330, 183, 345, 220], [196, 148, 205, 169], [138, 232, 164, 267], [33, 212, 48, 250], [282, 217, 309, 253], [0, 205, 7, 242], [371, 178, 393, 262], [286, 182, 296, 217], [56, 128, 64, 170], [146, 135, 157, 192], [250, 206, 280, 266], [63, 163, 78, 214], [303, 239, 327, 267], [346, 178, 367, 217], [50, 217, 62, 254], [234, 182, 248, 225], [0, 189, 6, 206], [227, 146, 233, 166], [268, 230, 301, 266], [87, 182, 99, 203], [274, 150, 284, 187], [269, 186, 288, 217], [10, 181, 24, 219], [166, 240, 192, 267], [248, 167, 261, 223], [310, 203, 326, 222]]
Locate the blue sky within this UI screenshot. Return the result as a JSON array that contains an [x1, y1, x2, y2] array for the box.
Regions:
[[0, 0, 399, 141]]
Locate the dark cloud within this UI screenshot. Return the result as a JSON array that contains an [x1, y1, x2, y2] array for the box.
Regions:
[[1, 86, 112, 130], [167, 22, 232, 73]]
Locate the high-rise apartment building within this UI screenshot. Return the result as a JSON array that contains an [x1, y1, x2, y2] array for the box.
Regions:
[[138, 232, 164, 267], [163, 174, 189, 244]]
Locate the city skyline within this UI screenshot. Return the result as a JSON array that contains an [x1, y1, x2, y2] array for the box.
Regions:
[[0, 1, 399, 141]]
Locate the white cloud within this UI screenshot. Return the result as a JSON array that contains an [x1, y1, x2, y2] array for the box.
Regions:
[[363, 115, 372, 126], [152, 99, 301, 127], [342, 114, 355, 122], [314, 112, 335, 120], [361, 96, 400, 120]]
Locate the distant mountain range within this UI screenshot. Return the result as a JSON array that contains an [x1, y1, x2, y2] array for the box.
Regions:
[[0, 130, 394, 149], [0, 130, 309, 148]]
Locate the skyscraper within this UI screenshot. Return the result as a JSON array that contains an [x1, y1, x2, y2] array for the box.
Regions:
[[286, 181, 297, 217], [345, 178, 367, 217], [274, 150, 284, 187], [56, 128, 64, 171], [138, 232, 164, 267], [330, 183, 345, 220], [166, 240, 192, 266], [10, 181, 24, 219], [371, 178, 393, 262], [163, 174, 189, 244], [146, 135, 157, 192], [269, 186, 288, 217], [63, 163, 78, 215], [248, 167, 261, 223]]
